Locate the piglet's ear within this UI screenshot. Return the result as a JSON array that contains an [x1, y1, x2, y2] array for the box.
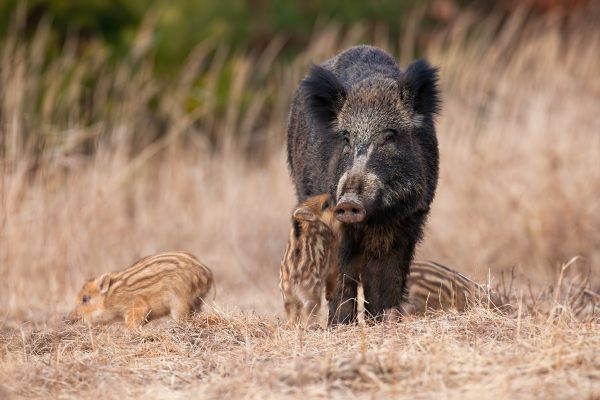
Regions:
[[399, 59, 440, 125], [293, 206, 317, 222], [301, 65, 347, 127], [97, 273, 111, 294]]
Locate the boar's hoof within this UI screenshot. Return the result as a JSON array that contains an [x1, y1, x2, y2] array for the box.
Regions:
[[335, 200, 366, 223]]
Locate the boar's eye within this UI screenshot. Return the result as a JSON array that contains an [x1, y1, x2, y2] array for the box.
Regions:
[[384, 129, 397, 142], [322, 200, 330, 211], [82, 295, 90, 304]]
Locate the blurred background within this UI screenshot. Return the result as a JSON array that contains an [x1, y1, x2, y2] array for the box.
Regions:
[[0, 0, 598, 321]]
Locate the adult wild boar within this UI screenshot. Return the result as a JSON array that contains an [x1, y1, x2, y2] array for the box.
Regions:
[[287, 45, 440, 324]]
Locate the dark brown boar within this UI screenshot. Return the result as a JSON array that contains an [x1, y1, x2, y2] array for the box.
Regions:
[[287, 45, 440, 324]]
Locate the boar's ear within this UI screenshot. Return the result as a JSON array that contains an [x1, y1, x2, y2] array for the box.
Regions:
[[292, 206, 317, 222], [399, 59, 440, 125], [97, 273, 111, 294], [301, 65, 347, 127]]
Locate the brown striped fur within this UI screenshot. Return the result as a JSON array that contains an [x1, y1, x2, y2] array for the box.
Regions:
[[404, 260, 505, 315], [72, 251, 214, 329], [280, 194, 341, 326]]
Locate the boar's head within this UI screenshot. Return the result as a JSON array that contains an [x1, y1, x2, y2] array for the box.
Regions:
[[302, 60, 440, 224]]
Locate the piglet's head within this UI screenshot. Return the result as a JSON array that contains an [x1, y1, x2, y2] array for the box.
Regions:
[[69, 274, 111, 323]]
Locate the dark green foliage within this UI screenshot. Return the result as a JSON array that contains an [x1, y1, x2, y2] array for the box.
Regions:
[[0, 0, 429, 72]]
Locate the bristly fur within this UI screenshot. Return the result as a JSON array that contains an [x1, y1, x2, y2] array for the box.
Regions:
[[301, 64, 347, 127], [287, 45, 441, 324], [399, 59, 441, 118]]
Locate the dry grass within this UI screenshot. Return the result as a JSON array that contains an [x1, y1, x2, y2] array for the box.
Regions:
[[2, 5, 600, 399], [2, 308, 599, 398]]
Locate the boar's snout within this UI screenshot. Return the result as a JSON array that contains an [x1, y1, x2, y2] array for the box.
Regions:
[[335, 193, 366, 223]]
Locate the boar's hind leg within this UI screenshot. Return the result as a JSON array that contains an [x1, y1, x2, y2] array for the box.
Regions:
[[362, 254, 409, 322], [327, 273, 358, 325]]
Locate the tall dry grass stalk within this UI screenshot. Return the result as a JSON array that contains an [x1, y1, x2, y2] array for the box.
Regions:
[[1, 6, 600, 325]]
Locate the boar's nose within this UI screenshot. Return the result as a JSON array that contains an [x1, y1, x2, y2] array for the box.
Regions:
[[335, 194, 366, 224]]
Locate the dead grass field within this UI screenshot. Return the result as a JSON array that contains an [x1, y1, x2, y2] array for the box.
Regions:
[[2, 309, 600, 399], [2, 6, 600, 399]]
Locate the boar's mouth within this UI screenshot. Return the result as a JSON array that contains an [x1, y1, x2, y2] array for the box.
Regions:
[[335, 193, 366, 224]]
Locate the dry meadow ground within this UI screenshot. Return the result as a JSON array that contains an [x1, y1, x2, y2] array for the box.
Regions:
[[1, 7, 600, 399]]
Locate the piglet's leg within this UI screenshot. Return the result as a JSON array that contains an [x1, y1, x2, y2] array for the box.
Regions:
[[284, 300, 300, 325], [191, 295, 207, 315], [300, 295, 321, 328], [170, 298, 193, 322], [124, 300, 150, 330]]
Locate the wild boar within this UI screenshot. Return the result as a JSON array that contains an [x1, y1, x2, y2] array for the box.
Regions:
[[287, 45, 441, 323], [71, 251, 214, 329], [279, 193, 340, 327]]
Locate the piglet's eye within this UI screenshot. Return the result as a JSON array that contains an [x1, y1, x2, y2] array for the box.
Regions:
[[82, 295, 90, 304], [322, 201, 330, 211]]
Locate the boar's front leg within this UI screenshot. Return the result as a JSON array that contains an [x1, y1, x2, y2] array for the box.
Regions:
[[361, 250, 411, 322], [327, 240, 362, 325], [327, 272, 358, 325]]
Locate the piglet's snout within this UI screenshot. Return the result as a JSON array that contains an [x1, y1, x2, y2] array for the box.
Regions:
[[63, 310, 79, 324]]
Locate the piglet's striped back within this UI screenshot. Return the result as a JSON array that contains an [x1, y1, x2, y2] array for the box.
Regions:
[[404, 260, 506, 315]]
